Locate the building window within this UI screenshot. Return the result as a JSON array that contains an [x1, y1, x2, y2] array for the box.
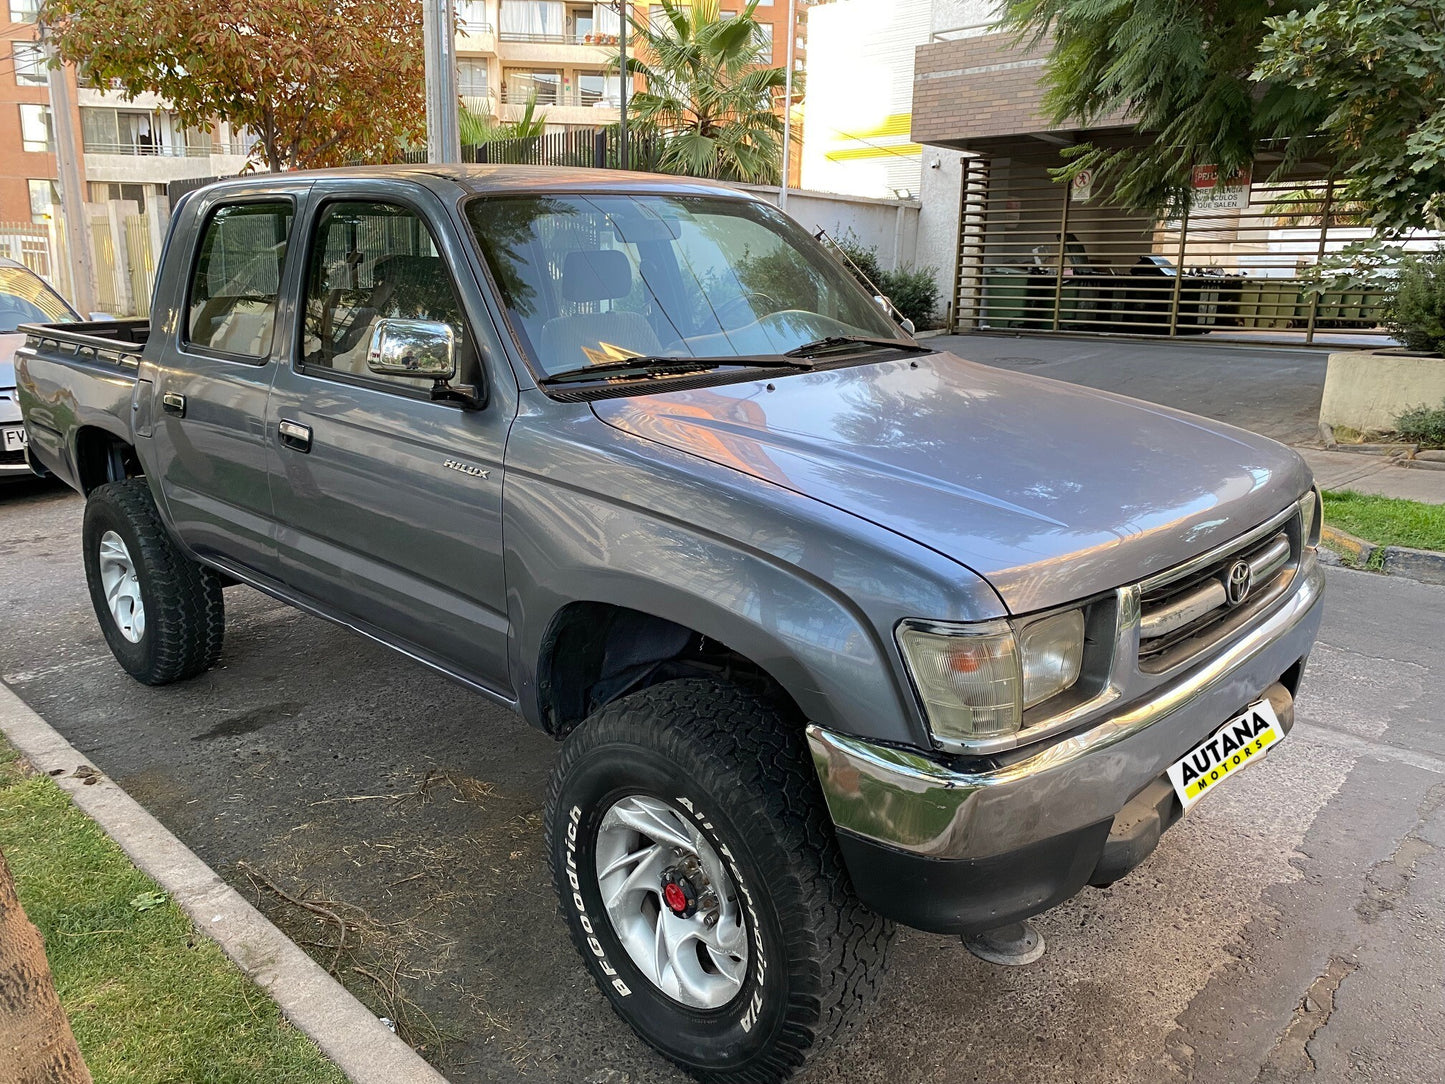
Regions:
[[27, 179, 58, 223], [576, 70, 619, 106], [500, 1, 565, 42], [13, 42, 47, 87], [9, 0, 41, 23], [81, 107, 166, 155], [503, 68, 561, 104], [19, 104, 52, 152], [459, 58, 489, 98], [755, 23, 773, 58], [457, 0, 491, 31]]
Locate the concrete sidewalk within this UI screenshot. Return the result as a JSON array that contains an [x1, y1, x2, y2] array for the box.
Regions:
[[1300, 449, 1445, 504]]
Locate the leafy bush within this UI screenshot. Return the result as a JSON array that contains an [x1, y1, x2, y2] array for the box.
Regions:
[[830, 232, 941, 329], [1386, 250, 1445, 354], [1395, 399, 1445, 448], [877, 266, 940, 330]]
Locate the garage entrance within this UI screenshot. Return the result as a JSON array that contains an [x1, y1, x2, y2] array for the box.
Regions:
[[948, 153, 1433, 345]]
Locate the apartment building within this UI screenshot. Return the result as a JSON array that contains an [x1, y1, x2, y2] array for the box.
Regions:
[[458, 0, 808, 132], [3, 4, 253, 228]]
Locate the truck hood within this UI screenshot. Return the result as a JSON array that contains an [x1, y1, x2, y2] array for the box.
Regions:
[[591, 351, 1311, 614]]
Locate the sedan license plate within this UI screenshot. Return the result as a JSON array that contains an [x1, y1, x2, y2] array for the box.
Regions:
[[1167, 699, 1283, 812], [2, 426, 27, 452]]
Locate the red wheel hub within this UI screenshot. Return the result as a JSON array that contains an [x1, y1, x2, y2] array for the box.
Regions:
[[663, 882, 689, 914]]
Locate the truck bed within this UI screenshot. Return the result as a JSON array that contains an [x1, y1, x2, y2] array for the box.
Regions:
[[15, 318, 149, 491]]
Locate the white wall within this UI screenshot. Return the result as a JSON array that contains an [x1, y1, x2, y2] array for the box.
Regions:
[[738, 184, 921, 272], [800, 0, 931, 200], [915, 148, 971, 319]]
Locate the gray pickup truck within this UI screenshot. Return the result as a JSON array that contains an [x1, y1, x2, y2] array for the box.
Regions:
[[16, 166, 1323, 1083]]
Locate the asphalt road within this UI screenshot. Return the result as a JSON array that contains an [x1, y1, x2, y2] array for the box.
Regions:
[[1, 337, 1440, 1083], [934, 333, 1328, 445]]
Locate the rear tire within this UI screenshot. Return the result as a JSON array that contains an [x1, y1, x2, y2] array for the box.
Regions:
[[82, 479, 225, 685], [545, 678, 893, 1083]]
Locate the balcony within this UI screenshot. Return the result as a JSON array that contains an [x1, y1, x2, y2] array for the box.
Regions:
[[499, 85, 617, 108], [498, 29, 618, 45], [82, 141, 212, 158], [457, 19, 496, 49]]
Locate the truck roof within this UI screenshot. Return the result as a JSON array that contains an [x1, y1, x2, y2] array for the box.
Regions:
[[192, 164, 758, 201]]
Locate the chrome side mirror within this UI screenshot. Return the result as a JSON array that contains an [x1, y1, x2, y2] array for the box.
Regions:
[[366, 318, 457, 379]]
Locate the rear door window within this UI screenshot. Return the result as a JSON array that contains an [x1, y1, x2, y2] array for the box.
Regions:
[[187, 202, 292, 358]]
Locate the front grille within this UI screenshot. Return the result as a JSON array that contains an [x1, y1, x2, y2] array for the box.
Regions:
[[1137, 511, 1298, 672]]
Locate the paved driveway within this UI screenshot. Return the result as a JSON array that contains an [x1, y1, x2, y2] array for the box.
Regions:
[[2, 472, 1442, 1084], [934, 333, 1328, 445]]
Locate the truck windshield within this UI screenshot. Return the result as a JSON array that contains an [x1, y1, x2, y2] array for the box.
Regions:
[[0, 265, 79, 333], [464, 193, 910, 378]]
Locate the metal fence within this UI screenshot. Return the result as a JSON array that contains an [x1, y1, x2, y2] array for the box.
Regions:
[[472, 127, 660, 170], [951, 158, 1441, 344]]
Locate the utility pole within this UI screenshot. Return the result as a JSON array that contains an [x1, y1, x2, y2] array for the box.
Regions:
[[39, 27, 96, 315], [618, 2, 629, 170], [779, 0, 797, 209], [422, 0, 461, 163]]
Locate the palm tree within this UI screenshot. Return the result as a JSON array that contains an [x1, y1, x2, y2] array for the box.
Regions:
[[0, 848, 91, 1082], [460, 91, 549, 150], [620, 0, 792, 184]]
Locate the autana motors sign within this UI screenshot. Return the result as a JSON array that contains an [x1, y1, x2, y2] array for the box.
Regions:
[[1192, 163, 1253, 212]]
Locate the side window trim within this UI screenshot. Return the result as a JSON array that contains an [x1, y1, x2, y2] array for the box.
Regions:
[[294, 193, 474, 401], [180, 195, 296, 365]]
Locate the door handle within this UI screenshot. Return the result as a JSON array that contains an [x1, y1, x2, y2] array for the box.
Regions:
[[278, 420, 312, 452], [161, 392, 186, 417]]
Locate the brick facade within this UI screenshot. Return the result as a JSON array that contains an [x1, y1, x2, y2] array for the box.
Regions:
[[911, 32, 1132, 151]]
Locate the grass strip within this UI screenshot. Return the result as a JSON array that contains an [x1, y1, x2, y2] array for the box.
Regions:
[[0, 741, 346, 1084], [1322, 489, 1445, 553]]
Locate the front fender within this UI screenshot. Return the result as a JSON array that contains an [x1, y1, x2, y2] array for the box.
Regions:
[[503, 406, 1005, 748]]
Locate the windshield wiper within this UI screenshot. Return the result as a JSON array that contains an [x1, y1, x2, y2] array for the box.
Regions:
[[783, 335, 932, 359], [539, 354, 814, 387]]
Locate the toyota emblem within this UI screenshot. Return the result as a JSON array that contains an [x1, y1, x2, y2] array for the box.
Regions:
[[1225, 559, 1253, 606]]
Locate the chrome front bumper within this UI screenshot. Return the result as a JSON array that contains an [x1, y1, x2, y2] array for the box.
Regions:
[[807, 558, 1325, 862]]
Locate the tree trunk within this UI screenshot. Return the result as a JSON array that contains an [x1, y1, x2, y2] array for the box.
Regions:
[[0, 847, 92, 1084]]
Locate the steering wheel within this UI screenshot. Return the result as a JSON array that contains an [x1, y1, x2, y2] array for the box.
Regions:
[[714, 291, 779, 330]]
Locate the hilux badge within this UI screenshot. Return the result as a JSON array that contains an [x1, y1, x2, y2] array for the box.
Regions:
[[444, 458, 490, 479]]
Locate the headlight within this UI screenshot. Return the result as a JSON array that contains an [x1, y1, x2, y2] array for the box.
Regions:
[[897, 609, 1086, 745], [1298, 486, 1321, 548]]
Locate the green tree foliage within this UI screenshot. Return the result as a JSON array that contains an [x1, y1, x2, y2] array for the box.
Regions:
[[998, 0, 1327, 217], [42, 0, 425, 171], [621, 0, 790, 183], [1255, 0, 1445, 233], [1004, 0, 1445, 233], [832, 233, 940, 329], [460, 91, 549, 147], [1387, 250, 1445, 355]]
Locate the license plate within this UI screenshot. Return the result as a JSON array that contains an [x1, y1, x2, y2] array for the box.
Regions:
[[1167, 699, 1283, 812], [2, 426, 26, 451]]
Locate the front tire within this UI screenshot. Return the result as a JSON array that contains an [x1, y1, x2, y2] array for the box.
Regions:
[[545, 678, 893, 1083], [82, 479, 225, 685]]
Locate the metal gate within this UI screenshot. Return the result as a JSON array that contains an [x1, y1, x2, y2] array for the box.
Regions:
[[949, 156, 1435, 343]]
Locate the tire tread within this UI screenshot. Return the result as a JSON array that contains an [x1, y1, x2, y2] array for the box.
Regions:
[[545, 678, 894, 1083], [84, 478, 224, 685]]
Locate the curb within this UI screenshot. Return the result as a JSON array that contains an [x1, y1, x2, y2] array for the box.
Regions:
[[1318, 526, 1445, 586], [0, 682, 449, 1084]]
